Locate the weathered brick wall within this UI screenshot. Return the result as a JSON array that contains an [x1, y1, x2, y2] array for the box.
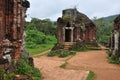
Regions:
[[57, 9, 96, 45], [0, 0, 30, 62], [109, 15, 120, 59]]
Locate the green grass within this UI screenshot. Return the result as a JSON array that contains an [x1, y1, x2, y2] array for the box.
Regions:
[[60, 61, 68, 69], [107, 50, 120, 64], [86, 71, 95, 80], [107, 56, 120, 64], [27, 44, 54, 55]]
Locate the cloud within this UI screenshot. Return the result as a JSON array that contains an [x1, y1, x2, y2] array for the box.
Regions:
[[26, 0, 120, 21]]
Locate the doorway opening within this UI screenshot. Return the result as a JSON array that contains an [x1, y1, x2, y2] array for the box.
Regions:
[[65, 29, 71, 42]]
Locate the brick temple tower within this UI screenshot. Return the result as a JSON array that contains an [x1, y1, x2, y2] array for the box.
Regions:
[[56, 8, 96, 50]]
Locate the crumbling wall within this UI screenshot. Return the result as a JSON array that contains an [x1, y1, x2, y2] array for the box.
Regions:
[[57, 8, 96, 45], [109, 15, 120, 59], [0, 0, 30, 66]]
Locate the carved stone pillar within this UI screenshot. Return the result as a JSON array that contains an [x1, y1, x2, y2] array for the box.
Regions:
[[114, 30, 119, 50], [71, 27, 74, 42]]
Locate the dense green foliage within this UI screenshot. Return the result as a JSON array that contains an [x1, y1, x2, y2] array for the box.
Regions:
[[25, 18, 57, 55], [93, 17, 113, 43], [93, 15, 118, 43], [16, 59, 42, 80], [0, 67, 15, 80], [26, 18, 57, 35], [0, 59, 42, 80]]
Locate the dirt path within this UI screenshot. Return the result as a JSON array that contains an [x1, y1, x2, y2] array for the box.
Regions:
[[66, 50, 120, 80], [34, 56, 89, 80], [34, 50, 120, 80]]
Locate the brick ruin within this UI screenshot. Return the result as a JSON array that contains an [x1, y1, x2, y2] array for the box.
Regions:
[[109, 15, 120, 59], [56, 8, 96, 50], [0, 0, 30, 66]]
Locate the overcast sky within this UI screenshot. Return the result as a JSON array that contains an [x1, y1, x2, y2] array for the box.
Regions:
[[26, 0, 120, 21]]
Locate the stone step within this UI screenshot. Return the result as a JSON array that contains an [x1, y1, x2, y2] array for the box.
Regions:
[[64, 46, 72, 50]]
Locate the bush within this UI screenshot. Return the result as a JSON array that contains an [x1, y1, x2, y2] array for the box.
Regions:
[[0, 67, 15, 80], [25, 30, 57, 49], [16, 58, 42, 80], [47, 50, 61, 57], [16, 60, 33, 75], [108, 57, 120, 64], [71, 44, 90, 51], [47, 50, 76, 58], [71, 43, 101, 52], [4, 73, 15, 80], [107, 50, 120, 64], [0, 67, 4, 79], [32, 68, 42, 80]]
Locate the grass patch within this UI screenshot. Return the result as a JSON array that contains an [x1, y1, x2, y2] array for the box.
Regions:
[[107, 50, 120, 64], [86, 71, 95, 80], [27, 44, 54, 55], [60, 61, 68, 69], [107, 57, 120, 64]]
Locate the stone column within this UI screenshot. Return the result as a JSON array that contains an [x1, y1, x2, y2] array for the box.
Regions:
[[114, 30, 119, 50], [71, 27, 74, 42], [63, 27, 65, 43]]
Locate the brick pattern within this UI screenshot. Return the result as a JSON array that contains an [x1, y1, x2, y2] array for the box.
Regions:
[[57, 9, 96, 45], [0, 0, 28, 60]]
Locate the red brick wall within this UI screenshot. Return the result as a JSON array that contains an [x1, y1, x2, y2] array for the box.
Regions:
[[0, 0, 27, 60]]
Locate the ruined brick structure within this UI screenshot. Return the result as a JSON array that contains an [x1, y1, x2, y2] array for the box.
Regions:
[[109, 15, 120, 59], [56, 8, 96, 49], [0, 0, 30, 64]]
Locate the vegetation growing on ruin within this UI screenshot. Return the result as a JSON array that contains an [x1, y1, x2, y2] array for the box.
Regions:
[[71, 43, 101, 52], [0, 57, 42, 80], [16, 58, 42, 80], [107, 50, 120, 64], [47, 50, 76, 58]]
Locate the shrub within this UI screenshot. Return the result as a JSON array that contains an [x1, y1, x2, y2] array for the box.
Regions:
[[32, 68, 42, 80], [0, 67, 15, 80], [4, 73, 15, 80], [16, 59, 33, 75], [47, 50, 61, 57], [15, 58, 42, 80], [107, 50, 120, 64], [59, 51, 69, 57], [108, 57, 120, 64], [71, 44, 90, 51], [47, 50, 76, 58], [0, 67, 4, 79]]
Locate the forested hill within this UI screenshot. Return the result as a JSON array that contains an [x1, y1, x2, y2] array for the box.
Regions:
[[93, 14, 119, 43], [100, 14, 118, 22]]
